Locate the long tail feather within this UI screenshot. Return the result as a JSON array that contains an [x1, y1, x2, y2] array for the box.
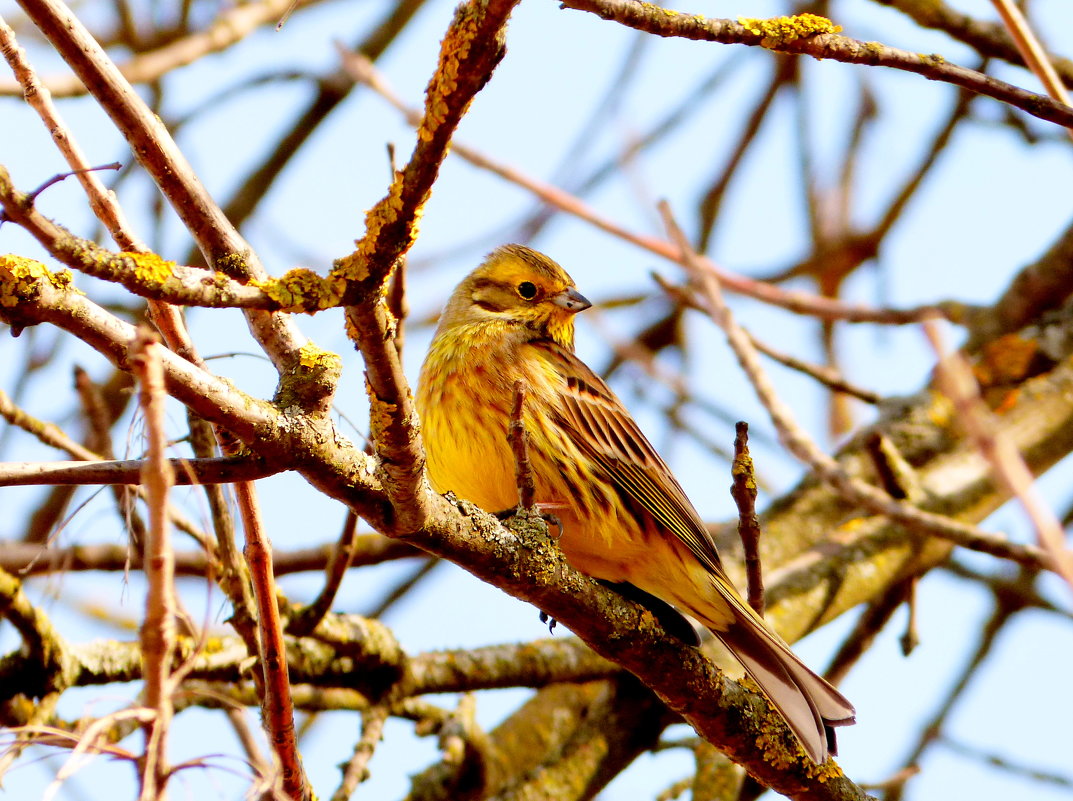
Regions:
[[713, 606, 855, 763]]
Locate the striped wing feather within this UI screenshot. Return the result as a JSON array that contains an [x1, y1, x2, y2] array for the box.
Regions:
[[535, 340, 856, 762], [539, 343, 725, 577]]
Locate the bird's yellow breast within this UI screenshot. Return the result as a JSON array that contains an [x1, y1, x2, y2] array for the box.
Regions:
[[417, 327, 524, 515]]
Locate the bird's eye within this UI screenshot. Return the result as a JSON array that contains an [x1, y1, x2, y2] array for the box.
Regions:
[[517, 281, 538, 300]]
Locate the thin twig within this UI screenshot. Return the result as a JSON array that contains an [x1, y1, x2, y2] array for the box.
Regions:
[[898, 576, 919, 656], [657, 201, 1055, 574], [289, 510, 360, 636], [0, 538, 419, 578], [559, 0, 1073, 130], [339, 48, 964, 326], [365, 556, 439, 619], [990, 0, 1071, 122], [509, 381, 536, 510], [746, 329, 881, 405], [16, 0, 306, 367], [330, 705, 389, 801], [730, 422, 764, 617], [130, 328, 177, 801], [923, 319, 1073, 596], [0, 0, 310, 98], [237, 481, 311, 801], [0, 456, 279, 486], [825, 577, 913, 685]]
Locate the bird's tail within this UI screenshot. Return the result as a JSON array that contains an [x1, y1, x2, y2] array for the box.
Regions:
[[706, 597, 855, 763]]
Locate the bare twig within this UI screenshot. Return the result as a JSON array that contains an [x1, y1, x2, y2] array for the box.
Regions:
[[340, 48, 965, 326], [130, 328, 177, 801], [330, 705, 389, 801], [924, 319, 1073, 595], [16, 0, 307, 367], [558, 0, 1073, 131], [289, 510, 361, 636], [509, 381, 536, 510], [236, 481, 311, 801], [0, 538, 419, 578], [899, 576, 920, 656], [990, 0, 1071, 112], [730, 422, 764, 617], [746, 329, 881, 405], [364, 556, 440, 619], [658, 201, 1055, 574], [825, 577, 913, 686], [0, 456, 278, 486], [0, 0, 312, 98]]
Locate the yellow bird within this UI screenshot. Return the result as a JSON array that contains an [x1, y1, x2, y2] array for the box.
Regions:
[[416, 244, 855, 762]]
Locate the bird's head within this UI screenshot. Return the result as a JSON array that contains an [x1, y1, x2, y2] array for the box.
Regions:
[[437, 244, 591, 349]]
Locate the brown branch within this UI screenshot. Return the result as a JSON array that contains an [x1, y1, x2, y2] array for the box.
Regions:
[[344, 49, 968, 326], [658, 202, 1055, 574], [898, 577, 920, 657], [15, 0, 307, 368], [332, 0, 519, 298], [0, 18, 142, 251], [339, 0, 520, 534], [289, 510, 360, 636], [0, 456, 280, 487], [873, 0, 1073, 89], [130, 329, 176, 801], [508, 381, 536, 509], [216, 0, 431, 246], [364, 555, 439, 619], [345, 300, 429, 534], [6, 179, 1073, 796], [557, 0, 1073, 130], [746, 331, 882, 405], [731, 422, 765, 617], [0, 214, 281, 311], [406, 639, 617, 694], [0, 0, 314, 98], [0, 388, 216, 550], [924, 319, 1073, 594], [1, 538, 419, 578], [824, 577, 913, 686], [696, 54, 797, 251], [0, 567, 75, 697], [885, 583, 1030, 801], [236, 481, 310, 801], [330, 705, 388, 801]]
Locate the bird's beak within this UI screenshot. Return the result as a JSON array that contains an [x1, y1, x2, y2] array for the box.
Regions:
[[551, 286, 592, 313]]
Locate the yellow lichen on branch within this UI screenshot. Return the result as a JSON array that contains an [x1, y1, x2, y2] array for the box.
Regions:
[[122, 251, 176, 286], [254, 267, 342, 313], [737, 13, 841, 46], [419, 3, 482, 143], [332, 177, 405, 283], [0, 254, 76, 307]]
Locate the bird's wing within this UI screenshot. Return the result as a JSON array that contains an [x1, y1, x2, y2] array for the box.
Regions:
[[533, 340, 726, 576]]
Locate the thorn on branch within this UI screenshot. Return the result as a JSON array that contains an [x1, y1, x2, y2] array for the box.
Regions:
[[730, 421, 765, 618]]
